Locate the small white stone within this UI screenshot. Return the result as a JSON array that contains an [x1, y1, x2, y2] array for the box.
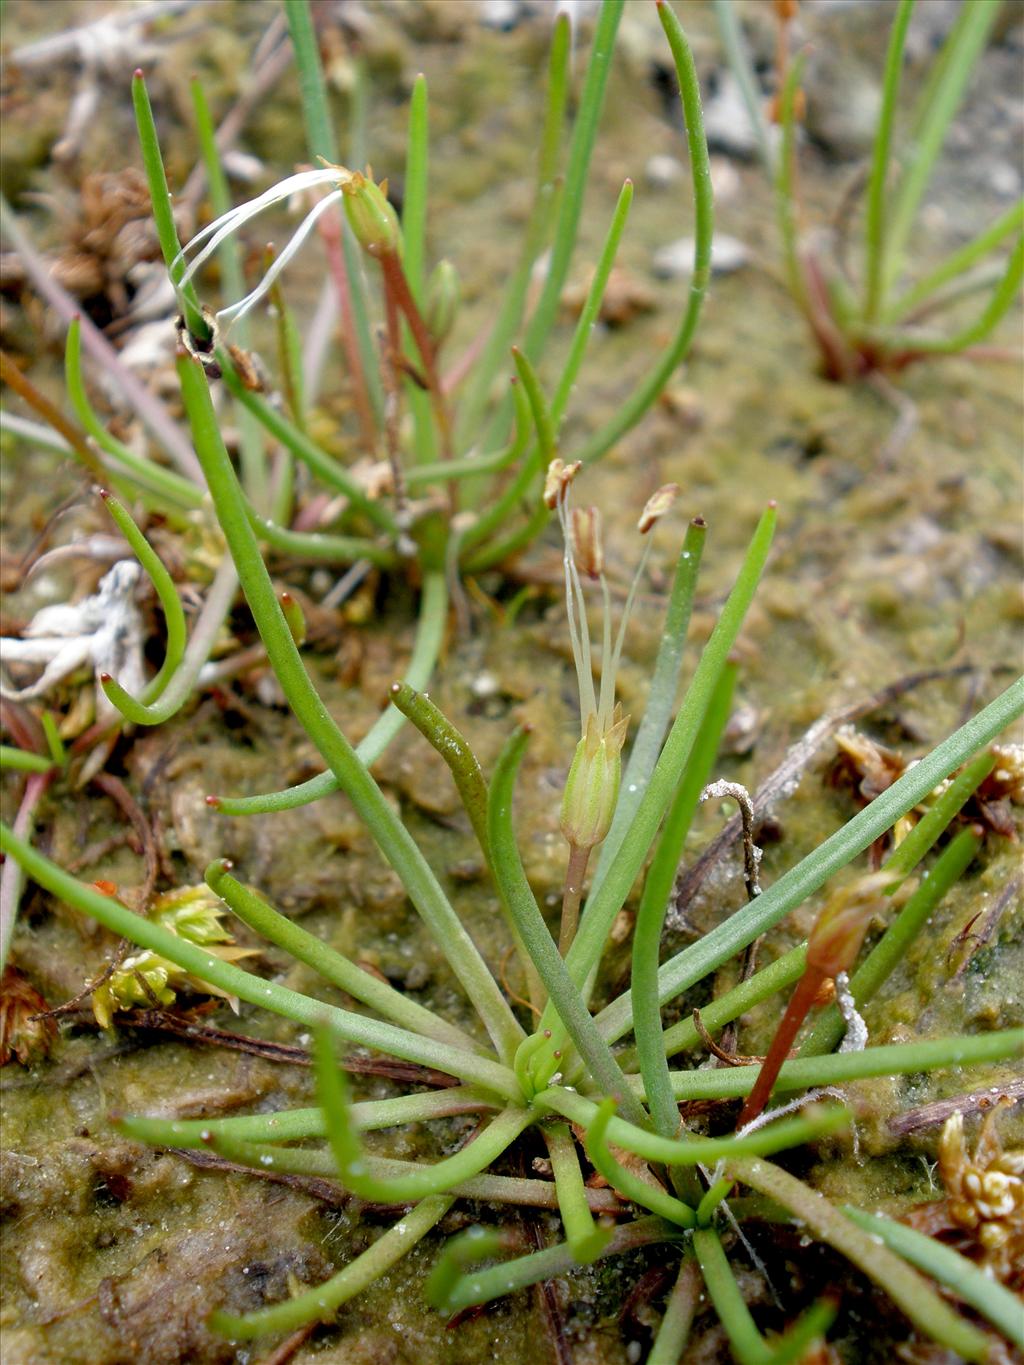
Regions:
[[470, 671, 500, 699], [478, 0, 520, 27], [709, 156, 742, 204], [652, 233, 750, 280], [222, 149, 264, 183], [990, 161, 1022, 198], [645, 153, 684, 189]]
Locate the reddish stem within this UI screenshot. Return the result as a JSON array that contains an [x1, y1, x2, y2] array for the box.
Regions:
[[316, 210, 377, 453], [442, 316, 494, 395], [377, 249, 454, 464], [379, 289, 410, 524], [0, 772, 54, 969], [0, 351, 106, 479], [735, 965, 827, 1129], [0, 700, 45, 755], [800, 252, 859, 382]]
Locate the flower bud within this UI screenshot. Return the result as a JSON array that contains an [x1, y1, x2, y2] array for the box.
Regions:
[[92, 950, 178, 1029], [341, 172, 402, 256], [560, 709, 628, 850], [806, 871, 891, 978], [425, 259, 460, 344]]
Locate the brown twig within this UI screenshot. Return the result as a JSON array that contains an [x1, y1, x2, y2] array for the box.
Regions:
[[499, 944, 541, 1019], [888, 1079, 1024, 1136], [692, 1008, 761, 1067], [717, 933, 764, 1060], [0, 769, 55, 969], [256, 1322, 318, 1365], [950, 872, 1022, 980], [67, 832, 135, 874], [514, 1146, 575, 1365], [119, 1008, 461, 1087], [0, 699, 46, 754], [377, 248, 455, 468], [90, 771, 159, 907], [701, 780, 761, 900], [0, 350, 106, 480], [0, 205, 203, 482], [35, 939, 131, 1020], [378, 319, 412, 542], [171, 1145, 352, 1207]]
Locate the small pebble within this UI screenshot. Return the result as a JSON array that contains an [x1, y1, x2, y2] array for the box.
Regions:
[[470, 670, 500, 699], [644, 153, 684, 189], [709, 154, 741, 204], [478, 0, 520, 28], [222, 150, 264, 183], [703, 72, 764, 160], [989, 161, 1022, 198], [652, 233, 750, 280]]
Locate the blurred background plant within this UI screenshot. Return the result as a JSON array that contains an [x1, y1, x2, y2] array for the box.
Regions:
[[715, 0, 1023, 379]]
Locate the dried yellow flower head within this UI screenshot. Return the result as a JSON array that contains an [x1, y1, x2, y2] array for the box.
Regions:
[[90, 884, 255, 1029], [0, 967, 57, 1067], [937, 1100, 1024, 1284]]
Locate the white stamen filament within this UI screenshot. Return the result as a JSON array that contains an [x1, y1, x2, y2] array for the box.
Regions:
[[555, 480, 657, 737], [598, 571, 614, 730], [173, 166, 346, 310], [218, 189, 343, 326], [557, 491, 596, 722], [606, 534, 652, 717]]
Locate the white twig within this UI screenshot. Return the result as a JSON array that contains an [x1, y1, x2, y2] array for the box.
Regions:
[[10, 2, 196, 67]]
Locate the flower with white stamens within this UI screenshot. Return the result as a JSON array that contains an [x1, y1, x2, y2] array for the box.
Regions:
[[174, 164, 400, 331], [549, 466, 679, 851]]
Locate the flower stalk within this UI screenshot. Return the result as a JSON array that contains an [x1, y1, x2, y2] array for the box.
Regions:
[[549, 463, 679, 954]]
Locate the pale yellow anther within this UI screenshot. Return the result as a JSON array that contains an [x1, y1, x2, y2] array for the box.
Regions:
[[571, 506, 604, 579], [543, 458, 581, 509], [637, 483, 680, 534]]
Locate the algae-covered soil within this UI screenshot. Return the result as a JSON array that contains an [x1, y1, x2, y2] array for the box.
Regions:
[[1, 2, 1022, 1363]]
